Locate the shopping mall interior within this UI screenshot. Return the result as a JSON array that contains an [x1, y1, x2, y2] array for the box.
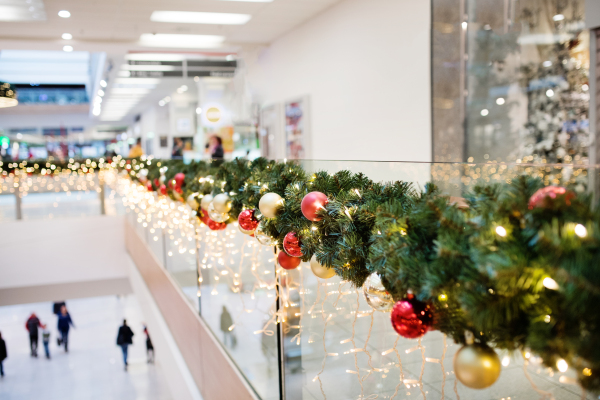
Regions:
[[0, 0, 599, 399]]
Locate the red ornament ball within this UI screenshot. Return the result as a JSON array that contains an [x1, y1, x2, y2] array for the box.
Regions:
[[174, 173, 186, 187], [391, 295, 434, 339], [283, 232, 303, 257], [528, 186, 575, 210], [154, 178, 160, 187], [238, 209, 259, 231], [301, 191, 328, 221], [207, 218, 227, 231], [159, 184, 167, 196], [199, 209, 210, 225], [278, 251, 301, 270], [146, 181, 153, 192]]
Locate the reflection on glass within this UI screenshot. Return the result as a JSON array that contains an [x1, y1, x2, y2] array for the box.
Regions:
[[465, 0, 589, 164]]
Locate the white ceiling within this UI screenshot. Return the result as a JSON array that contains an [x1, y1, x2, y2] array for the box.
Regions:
[[0, 0, 343, 50]]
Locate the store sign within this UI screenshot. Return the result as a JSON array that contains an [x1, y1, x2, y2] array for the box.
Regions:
[[206, 107, 222, 123]]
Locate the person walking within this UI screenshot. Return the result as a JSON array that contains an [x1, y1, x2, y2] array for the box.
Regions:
[[0, 332, 6, 377], [57, 305, 74, 352], [116, 320, 134, 370], [143, 325, 154, 364], [42, 327, 51, 359], [25, 313, 42, 357], [220, 305, 233, 347]]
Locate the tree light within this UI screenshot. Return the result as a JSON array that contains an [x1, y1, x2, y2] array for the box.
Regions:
[[502, 356, 510, 366], [557, 359, 568, 373], [574, 224, 587, 238], [543, 277, 559, 290], [480, 109, 489, 116], [495, 226, 507, 237]]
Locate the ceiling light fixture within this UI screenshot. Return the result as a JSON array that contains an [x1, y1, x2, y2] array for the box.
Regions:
[[63, 45, 73, 52], [100, 80, 107, 87], [0, 82, 18, 108], [62, 33, 72, 40], [139, 33, 225, 49], [150, 11, 251, 25], [58, 10, 70, 18], [98, 89, 105, 96], [553, 14, 565, 21]]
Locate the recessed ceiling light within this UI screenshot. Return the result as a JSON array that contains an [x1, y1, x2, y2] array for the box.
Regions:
[[63, 45, 73, 52], [58, 10, 70, 18], [100, 80, 107, 87], [553, 14, 565, 21], [62, 33, 72, 40], [139, 33, 225, 49], [150, 11, 251, 25], [496, 98, 505, 105], [480, 109, 489, 116]]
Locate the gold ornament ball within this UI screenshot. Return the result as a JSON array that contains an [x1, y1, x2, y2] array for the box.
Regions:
[[310, 255, 336, 279], [255, 221, 276, 246], [187, 193, 199, 210], [212, 193, 232, 213], [453, 344, 501, 389], [200, 194, 214, 210], [259, 192, 283, 218]]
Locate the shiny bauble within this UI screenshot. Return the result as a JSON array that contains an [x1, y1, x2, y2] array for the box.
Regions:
[[310, 255, 336, 279], [283, 232, 303, 257], [159, 184, 167, 196], [146, 181, 153, 192], [278, 251, 301, 270], [154, 178, 160, 187], [199, 209, 210, 225], [187, 193, 199, 210], [174, 173, 185, 187], [239, 224, 256, 236], [208, 203, 229, 223], [212, 193, 232, 213], [391, 295, 434, 339], [172, 189, 182, 201], [200, 194, 214, 210], [363, 272, 394, 312], [255, 221, 276, 246], [238, 209, 259, 232], [301, 191, 328, 221], [158, 175, 166, 184], [207, 219, 227, 231], [528, 186, 575, 210], [453, 344, 501, 389], [259, 192, 283, 218]]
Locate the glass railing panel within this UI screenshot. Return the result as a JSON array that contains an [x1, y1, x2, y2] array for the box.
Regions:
[[164, 224, 200, 311], [198, 227, 280, 400]]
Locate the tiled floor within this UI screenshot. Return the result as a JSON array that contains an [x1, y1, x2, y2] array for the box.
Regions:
[[0, 295, 171, 400]]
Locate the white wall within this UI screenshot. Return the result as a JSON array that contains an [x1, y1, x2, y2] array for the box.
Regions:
[[244, 0, 431, 162], [0, 215, 132, 305]]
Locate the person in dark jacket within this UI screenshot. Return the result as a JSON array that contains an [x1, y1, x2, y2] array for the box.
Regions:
[[209, 136, 224, 160], [143, 325, 154, 364], [26, 313, 43, 357], [116, 320, 134, 370], [57, 305, 74, 352], [0, 332, 7, 376]]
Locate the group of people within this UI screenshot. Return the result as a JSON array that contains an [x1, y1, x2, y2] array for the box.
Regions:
[[116, 320, 154, 371], [0, 303, 155, 376], [25, 303, 74, 359], [127, 135, 224, 160]]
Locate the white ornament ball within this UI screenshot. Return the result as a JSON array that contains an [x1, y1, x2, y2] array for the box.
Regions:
[[259, 192, 284, 218], [212, 193, 232, 213], [363, 272, 394, 312], [187, 193, 199, 210], [255, 221, 276, 246], [208, 203, 229, 223], [200, 194, 214, 210], [310, 255, 336, 279]]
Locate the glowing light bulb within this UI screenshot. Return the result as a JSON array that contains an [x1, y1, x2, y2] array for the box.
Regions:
[[502, 356, 510, 367], [543, 277, 559, 290], [557, 359, 568, 373], [495, 226, 507, 237], [574, 224, 587, 238]]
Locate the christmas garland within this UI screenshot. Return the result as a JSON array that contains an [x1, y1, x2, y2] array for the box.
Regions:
[[7, 156, 598, 391]]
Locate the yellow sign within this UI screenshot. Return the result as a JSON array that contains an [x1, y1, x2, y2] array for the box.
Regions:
[[206, 107, 222, 123]]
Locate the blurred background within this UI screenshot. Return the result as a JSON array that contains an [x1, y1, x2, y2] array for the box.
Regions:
[[1, 0, 594, 165]]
